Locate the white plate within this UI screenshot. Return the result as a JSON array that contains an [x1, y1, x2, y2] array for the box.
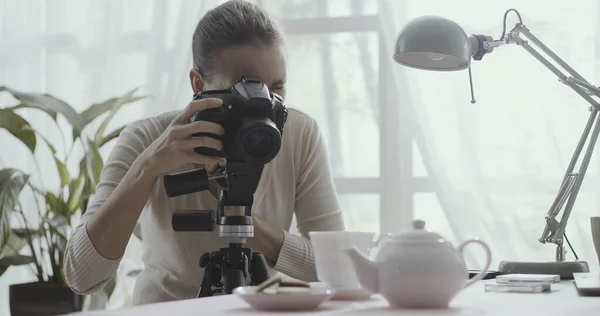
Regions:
[[234, 285, 335, 311]]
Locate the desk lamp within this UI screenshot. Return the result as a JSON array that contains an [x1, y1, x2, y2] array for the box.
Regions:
[[393, 9, 592, 278]]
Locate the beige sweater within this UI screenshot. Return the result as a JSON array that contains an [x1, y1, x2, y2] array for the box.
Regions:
[[63, 108, 345, 305]]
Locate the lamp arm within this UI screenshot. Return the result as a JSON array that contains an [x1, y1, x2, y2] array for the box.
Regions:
[[510, 24, 600, 105], [476, 23, 600, 259]]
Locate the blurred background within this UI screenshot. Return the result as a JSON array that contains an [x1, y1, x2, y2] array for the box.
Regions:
[[1, 0, 600, 313]]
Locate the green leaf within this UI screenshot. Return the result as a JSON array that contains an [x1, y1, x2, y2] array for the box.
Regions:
[[97, 126, 125, 148], [104, 277, 117, 299], [133, 223, 142, 240], [0, 219, 8, 251], [127, 269, 141, 277], [85, 138, 103, 186], [11, 228, 39, 239], [0, 254, 35, 277], [81, 93, 145, 127], [45, 191, 68, 218], [47, 215, 69, 252], [22, 125, 56, 155], [79, 178, 94, 214], [8, 103, 57, 120], [66, 174, 85, 214], [94, 88, 145, 144], [0, 86, 85, 137], [45, 192, 58, 212], [55, 237, 67, 256], [70, 128, 79, 145], [1, 231, 29, 255], [47, 215, 68, 228], [0, 169, 29, 248], [0, 109, 36, 153], [47, 215, 68, 235], [81, 100, 116, 126], [77, 158, 95, 215], [54, 157, 70, 188]]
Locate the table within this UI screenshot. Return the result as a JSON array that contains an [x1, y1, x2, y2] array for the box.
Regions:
[[66, 280, 599, 316]]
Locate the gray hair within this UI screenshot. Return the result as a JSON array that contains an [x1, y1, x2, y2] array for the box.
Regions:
[[192, 0, 285, 83]]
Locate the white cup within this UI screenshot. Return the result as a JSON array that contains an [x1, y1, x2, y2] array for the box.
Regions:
[[309, 231, 375, 289]]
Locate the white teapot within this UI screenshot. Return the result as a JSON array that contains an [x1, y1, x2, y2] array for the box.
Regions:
[[344, 219, 491, 308]]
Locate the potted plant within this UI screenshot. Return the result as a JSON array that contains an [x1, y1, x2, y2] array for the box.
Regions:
[[0, 86, 146, 316]]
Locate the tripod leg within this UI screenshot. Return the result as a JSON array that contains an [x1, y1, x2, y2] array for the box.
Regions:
[[224, 269, 245, 294], [197, 277, 214, 298], [197, 251, 222, 298], [250, 251, 270, 285]]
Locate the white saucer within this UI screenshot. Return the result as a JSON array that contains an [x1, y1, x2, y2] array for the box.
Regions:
[[309, 282, 373, 300], [234, 284, 335, 311]]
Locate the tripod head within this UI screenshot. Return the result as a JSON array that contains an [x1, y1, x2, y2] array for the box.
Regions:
[[164, 162, 263, 241]]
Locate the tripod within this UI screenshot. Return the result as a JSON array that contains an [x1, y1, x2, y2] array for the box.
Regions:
[[165, 162, 271, 296]]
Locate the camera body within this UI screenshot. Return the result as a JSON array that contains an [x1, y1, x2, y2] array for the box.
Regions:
[[192, 76, 288, 165]]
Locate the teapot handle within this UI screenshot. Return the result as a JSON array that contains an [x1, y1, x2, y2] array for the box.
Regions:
[[374, 233, 394, 245], [458, 239, 492, 288]]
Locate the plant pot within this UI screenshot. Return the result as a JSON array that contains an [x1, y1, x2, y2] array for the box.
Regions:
[[9, 282, 84, 316]]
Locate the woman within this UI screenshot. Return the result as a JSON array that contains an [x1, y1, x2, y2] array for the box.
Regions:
[[63, 0, 344, 305]]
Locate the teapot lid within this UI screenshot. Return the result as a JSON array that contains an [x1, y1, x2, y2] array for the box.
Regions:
[[395, 219, 446, 242]]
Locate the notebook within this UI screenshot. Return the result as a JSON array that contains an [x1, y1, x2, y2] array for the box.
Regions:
[[573, 272, 600, 296]]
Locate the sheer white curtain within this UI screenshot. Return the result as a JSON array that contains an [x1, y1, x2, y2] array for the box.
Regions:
[[380, 0, 600, 271]]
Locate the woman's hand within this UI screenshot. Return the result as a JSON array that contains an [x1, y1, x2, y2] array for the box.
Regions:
[[139, 98, 225, 178]]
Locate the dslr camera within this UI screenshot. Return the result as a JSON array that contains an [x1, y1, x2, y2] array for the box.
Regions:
[[191, 76, 288, 164]]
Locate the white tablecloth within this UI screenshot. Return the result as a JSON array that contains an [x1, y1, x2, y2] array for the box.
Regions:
[[67, 280, 600, 316]]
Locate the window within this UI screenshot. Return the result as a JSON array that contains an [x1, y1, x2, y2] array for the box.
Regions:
[[273, 1, 399, 235], [286, 32, 380, 178], [273, 0, 455, 237]]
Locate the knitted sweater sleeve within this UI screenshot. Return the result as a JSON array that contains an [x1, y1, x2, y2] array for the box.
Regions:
[[273, 116, 345, 281], [63, 122, 148, 295]]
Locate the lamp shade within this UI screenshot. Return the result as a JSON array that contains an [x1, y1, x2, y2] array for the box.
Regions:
[[393, 16, 472, 71]]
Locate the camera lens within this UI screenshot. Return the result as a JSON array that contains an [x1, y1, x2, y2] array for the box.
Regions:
[[245, 131, 273, 157], [236, 118, 282, 164]]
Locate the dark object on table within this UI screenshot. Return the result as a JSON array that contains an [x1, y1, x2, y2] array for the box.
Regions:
[[498, 260, 589, 280], [9, 282, 84, 316], [469, 269, 502, 280]]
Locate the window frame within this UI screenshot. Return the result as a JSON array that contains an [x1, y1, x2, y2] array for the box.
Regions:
[[279, 14, 423, 234]]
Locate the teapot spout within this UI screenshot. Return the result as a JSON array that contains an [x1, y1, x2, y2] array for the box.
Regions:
[[344, 246, 380, 294]]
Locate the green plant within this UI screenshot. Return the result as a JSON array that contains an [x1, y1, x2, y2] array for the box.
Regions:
[[0, 86, 146, 299]]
